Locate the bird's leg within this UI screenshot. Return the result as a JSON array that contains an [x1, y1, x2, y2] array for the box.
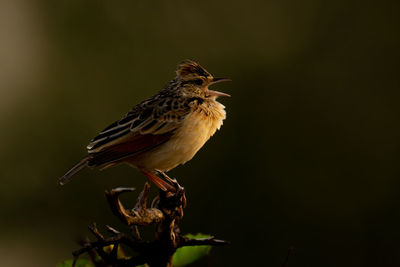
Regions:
[[140, 169, 186, 207], [156, 170, 186, 208], [156, 170, 179, 186], [140, 169, 176, 192]]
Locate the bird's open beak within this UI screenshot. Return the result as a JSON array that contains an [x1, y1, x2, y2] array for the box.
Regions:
[[208, 77, 231, 97], [210, 77, 231, 84]]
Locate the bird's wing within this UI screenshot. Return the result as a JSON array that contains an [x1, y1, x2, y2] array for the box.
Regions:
[[86, 96, 194, 167]]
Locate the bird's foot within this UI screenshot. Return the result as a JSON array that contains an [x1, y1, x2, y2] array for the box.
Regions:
[[156, 170, 186, 208]]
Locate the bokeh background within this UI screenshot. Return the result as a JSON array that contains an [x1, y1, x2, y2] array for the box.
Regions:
[[1, 0, 399, 266]]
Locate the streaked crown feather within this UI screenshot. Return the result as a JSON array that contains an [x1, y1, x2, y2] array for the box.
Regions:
[[176, 60, 212, 80]]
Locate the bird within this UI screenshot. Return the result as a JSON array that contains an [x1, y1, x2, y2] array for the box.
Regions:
[[59, 60, 230, 193]]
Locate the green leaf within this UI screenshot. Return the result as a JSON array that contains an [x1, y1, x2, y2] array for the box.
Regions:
[[57, 258, 94, 267], [172, 233, 212, 267]]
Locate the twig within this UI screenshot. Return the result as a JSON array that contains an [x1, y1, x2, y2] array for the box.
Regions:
[[105, 183, 164, 226], [72, 183, 228, 267]]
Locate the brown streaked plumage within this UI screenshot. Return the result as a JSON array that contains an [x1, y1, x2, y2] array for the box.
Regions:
[[59, 60, 230, 192]]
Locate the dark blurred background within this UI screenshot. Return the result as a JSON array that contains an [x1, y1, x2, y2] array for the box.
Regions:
[[1, 0, 399, 266]]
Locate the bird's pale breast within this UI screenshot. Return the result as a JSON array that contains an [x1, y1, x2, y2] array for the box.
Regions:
[[129, 101, 226, 171]]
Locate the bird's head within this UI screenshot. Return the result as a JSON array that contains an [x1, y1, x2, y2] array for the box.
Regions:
[[176, 60, 231, 99]]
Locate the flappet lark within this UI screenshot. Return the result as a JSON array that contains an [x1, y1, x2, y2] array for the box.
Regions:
[[60, 60, 230, 192]]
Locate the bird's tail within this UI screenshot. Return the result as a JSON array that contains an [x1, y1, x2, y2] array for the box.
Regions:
[[59, 156, 90, 185]]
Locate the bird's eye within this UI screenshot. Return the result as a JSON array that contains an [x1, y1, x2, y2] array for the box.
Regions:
[[192, 79, 203, 85]]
